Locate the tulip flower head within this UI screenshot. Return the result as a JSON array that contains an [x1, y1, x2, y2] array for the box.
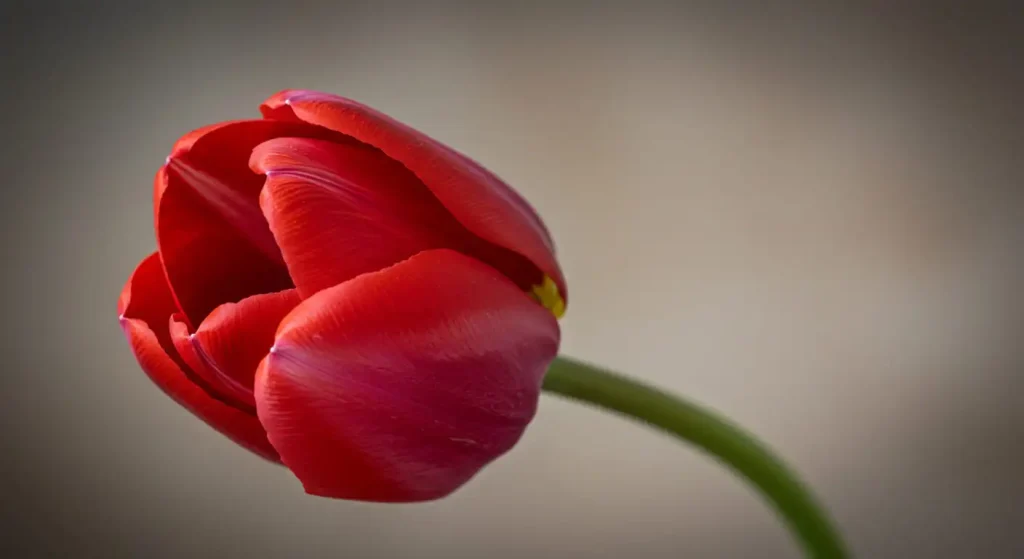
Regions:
[[119, 90, 566, 502]]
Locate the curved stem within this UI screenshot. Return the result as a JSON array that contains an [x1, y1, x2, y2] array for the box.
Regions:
[[542, 356, 849, 559]]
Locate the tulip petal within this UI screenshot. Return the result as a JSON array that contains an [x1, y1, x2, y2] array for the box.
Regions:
[[155, 119, 348, 326], [254, 249, 560, 501], [119, 252, 279, 462], [168, 313, 243, 407], [251, 137, 533, 298], [170, 289, 301, 409], [260, 90, 567, 303]]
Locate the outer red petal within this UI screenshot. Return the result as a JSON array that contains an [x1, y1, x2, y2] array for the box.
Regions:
[[170, 289, 301, 409], [259, 90, 567, 303], [155, 119, 348, 326], [119, 252, 280, 462], [254, 249, 560, 502], [251, 137, 481, 298]]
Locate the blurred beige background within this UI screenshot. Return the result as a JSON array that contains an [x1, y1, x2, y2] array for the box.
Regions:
[[3, 2, 1023, 557]]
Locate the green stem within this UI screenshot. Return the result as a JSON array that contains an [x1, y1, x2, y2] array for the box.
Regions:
[[542, 355, 849, 559]]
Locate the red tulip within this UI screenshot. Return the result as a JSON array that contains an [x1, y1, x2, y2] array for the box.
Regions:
[[118, 90, 567, 502]]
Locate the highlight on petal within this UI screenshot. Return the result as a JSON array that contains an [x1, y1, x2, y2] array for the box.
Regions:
[[170, 289, 301, 409], [254, 249, 561, 501], [259, 90, 568, 307], [155, 119, 349, 326], [118, 253, 279, 462]]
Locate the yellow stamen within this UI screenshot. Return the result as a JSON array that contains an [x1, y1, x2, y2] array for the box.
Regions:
[[530, 275, 566, 319]]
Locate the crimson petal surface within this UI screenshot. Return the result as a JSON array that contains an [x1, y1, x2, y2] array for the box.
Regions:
[[254, 249, 560, 501], [259, 90, 567, 303]]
